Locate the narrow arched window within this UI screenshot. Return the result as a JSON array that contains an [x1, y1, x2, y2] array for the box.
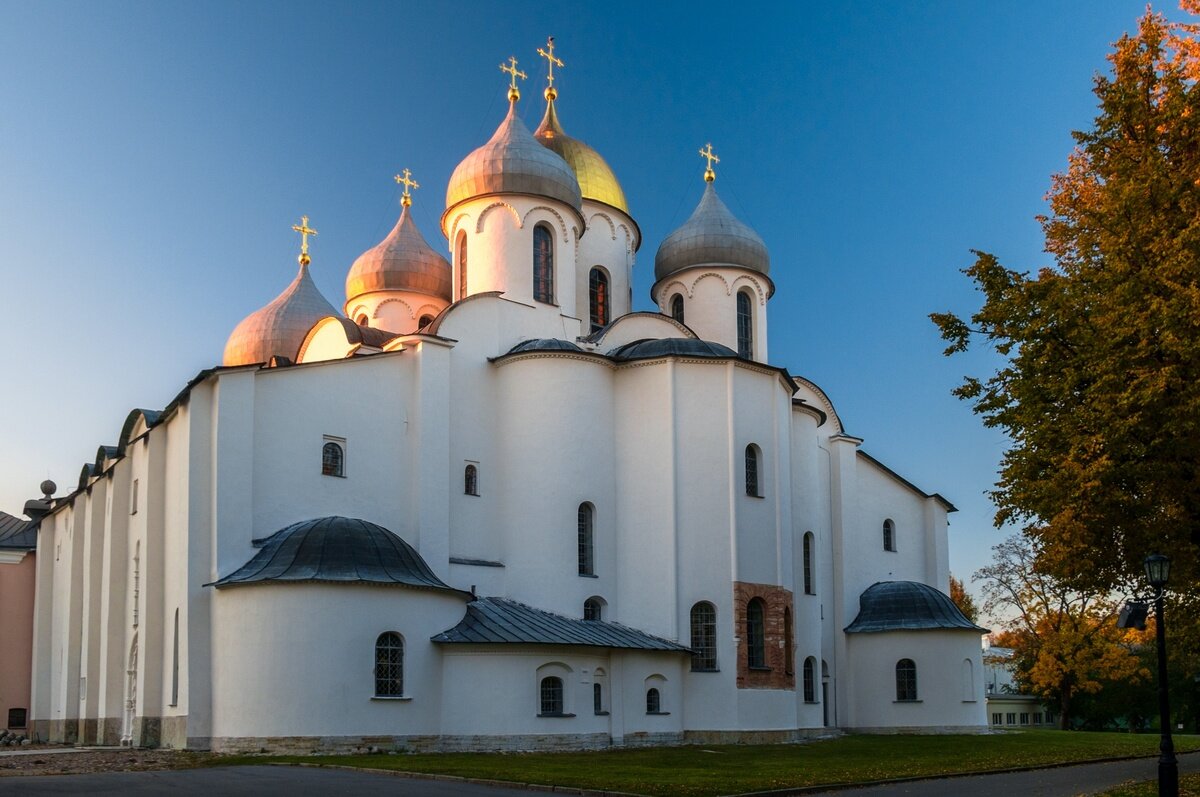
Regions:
[[374, 632, 404, 697], [418, 314, 434, 328], [745, 444, 760, 497], [803, 532, 815, 595], [689, 601, 717, 672], [883, 519, 896, 552], [457, 231, 468, 300], [896, 658, 917, 701], [578, 503, 594, 576], [670, 294, 685, 324], [584, 597, 603, 621], [589, 268, 609, 332], [322, 441, 344, 477], [533, 224, 554, 303], [746, 598, 767, 669], [464, 464, 478, 496], [784, 607, 794, 675], [539, 676, 563, 715], [736, 290, 753, 359], [803, 657, 817, 702], [593, 682, 603, 713], [356, 314, 369, 326], [646, 688, 661, 714]]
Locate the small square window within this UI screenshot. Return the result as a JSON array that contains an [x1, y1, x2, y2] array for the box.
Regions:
[[7, 708, 26, 728]]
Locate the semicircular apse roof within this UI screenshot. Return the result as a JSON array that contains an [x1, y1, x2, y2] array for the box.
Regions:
[[845, 581, 988, 633], [206, 516, 463, 593], [607, 337, 738, 361]]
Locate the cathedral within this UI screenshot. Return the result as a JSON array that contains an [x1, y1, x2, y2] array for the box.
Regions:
[[28, 42, 987, 752]]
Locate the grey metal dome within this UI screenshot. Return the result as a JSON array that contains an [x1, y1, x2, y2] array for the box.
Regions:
[[508, 338, 584, 354], [654, 183, 769, 282], [207, 516, 461, 592], [444, 101, 582, 228], [608, 337, 738, 360], [844, 581, 989, 634], [223, 262, 337, 366], [346, 206, 452, 303]]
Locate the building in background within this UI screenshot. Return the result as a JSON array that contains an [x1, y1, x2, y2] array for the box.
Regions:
[[0, 510, 38, 735]]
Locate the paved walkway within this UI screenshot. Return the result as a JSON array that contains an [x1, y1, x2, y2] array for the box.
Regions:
[[806, 751, 1200, 797]]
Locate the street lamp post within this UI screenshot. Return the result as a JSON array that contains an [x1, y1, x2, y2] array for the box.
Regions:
[[1144, 553, 1178, 797]]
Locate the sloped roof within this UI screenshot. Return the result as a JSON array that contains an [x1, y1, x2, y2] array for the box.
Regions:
[[206, 516, 464, 594], [0, 511, 36, 550], [431, 597, 691, 652], [845, 581, 988, 634]]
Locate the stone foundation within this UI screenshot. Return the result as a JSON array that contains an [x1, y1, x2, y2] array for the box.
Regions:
[[29, 719, 49, 743], [682, 727, 837, 745], [99, 717, 122, 746], [47, 718, 78, 744], [136, 716, 161, 748], [79, 718, 98, 745], [160, 716, 188, 749]]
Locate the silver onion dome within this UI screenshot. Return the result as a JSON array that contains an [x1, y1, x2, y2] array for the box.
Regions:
[[654, 183, 770, 282], [346, 206, 452, 303], [443, 100, 582, 232], [223, 261, 337, 366]]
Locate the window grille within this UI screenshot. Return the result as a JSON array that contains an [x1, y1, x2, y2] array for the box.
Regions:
[[539, 676, 563, 715], [745, 445, 760, 497], [746, 598, 767, 668], [895, 658, 918, 701], [589, 268, 609, 332], [593, 683, 602, 714], [457, 232, 468, 299], [736, 290, 753, 358], [646, 688, 661, 714], [583, 597, 602, 621], [6, 708, 25, 729], [578, 503, 594, 576], [992, 712, 1002, 725], [464, 464, 478, 496], [374, 632, 404, 697], [803, 657, 816, 702], [803, 532, 814, 594], [322, 441, 344, 477], [689, 602, 717, 671], [1006, 712, 1017, 725], [670, 294, 685, 324], [533, 225, 554, 303]]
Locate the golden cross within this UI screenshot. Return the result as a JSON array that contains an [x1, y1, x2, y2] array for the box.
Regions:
[[537, 36, 564, 99], [394, 168, 420, 208], [292, 215, 317, 265], [499, 56, 527, 101], [699, 142, 720, 182]]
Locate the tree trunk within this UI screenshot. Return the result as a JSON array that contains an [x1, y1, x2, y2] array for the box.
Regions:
[[1059, 686, 1072, 730]]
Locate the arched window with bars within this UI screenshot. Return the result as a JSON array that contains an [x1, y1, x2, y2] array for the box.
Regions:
[[457, 231, 468, 299], [533, 224, 554, 303], [803, 657, 817, 702], [464, 464, 478, 496], [578, 503, 594, 576], [539, 676, 564, 715], [689, 601, 717, 672], [736, 290, 753, 358], [374, 632, 404, 697], [670, 293, 685, 323], [589, 268, 609, 332], [896, 658, 918, 701], [803, 532, 815, 594], [322, 440, 344, 477], [746, 598, 767, 669], [883, 519, 897, 552], [745, 444, 761, 497]]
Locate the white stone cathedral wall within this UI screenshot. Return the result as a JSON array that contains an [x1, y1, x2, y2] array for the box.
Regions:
[[850, 459, 940, 599], [655, 268, 770, 361], [576, 203, 636, 325]]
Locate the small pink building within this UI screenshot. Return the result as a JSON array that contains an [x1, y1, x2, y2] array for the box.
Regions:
[[0, 511, 37, 734]]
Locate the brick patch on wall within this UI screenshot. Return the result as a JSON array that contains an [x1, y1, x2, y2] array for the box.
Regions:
[[734, 581, 796, 690]]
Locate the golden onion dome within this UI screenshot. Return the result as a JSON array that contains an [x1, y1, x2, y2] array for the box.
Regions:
[[533, 98, 628, 215], [345, 205, 451, 304], [443, 100, 582, 234], [223, 260, 337, 366]]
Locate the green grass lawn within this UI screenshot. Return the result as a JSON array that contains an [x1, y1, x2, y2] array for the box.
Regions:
[[219, 730, 1200, 797], [1096, 773, 1200, 797]]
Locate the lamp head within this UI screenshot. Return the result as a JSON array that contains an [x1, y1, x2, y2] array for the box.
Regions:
[[1144, 553, 1171, 590]]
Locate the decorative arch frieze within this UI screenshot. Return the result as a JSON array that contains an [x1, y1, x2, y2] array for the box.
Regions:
[[656, 279, 692, 304], [413, 302, 443, 320], [476, 202, 522, 233], [687, 271, 732, 296], [522, 205, 570, 243], [375, 297, 415, 319], [586, 211, 617, 241], [731, 274, 768, 304], [447, 212, 472, 245]]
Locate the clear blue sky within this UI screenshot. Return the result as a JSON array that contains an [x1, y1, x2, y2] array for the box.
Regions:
[[0, 1, 1173, 613]]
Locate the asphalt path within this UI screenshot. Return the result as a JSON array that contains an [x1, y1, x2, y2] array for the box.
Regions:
[[0, 752, 1196, 797]]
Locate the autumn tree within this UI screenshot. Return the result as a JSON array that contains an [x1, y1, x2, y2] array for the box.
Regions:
[[949, 574, 981, 623], [977, 536, 1150, 728], [931, 4, 1200, 594]]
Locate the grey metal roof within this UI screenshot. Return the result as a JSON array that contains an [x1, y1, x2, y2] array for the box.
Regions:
[[346, 206, 452, 303], [508, 338, 584, 354], [844, 581, 989, 634], [207, 516, 464, 594], [444, 100, 583, 226], [608, 337, 738, 360], [223, 261, 338, 366], [654, 183, 770, 282], [0, 511, 36, 550], [431, 597, 691, 652]]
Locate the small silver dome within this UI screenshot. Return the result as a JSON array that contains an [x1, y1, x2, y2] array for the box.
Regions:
[[346, 206, 452, 303], [444, 101, 582, 230], [223, 262, 337, 366], [654, 183, 769, 283]]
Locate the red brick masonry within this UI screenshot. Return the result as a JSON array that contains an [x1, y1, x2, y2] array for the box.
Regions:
[[734, 581, 795, 690]]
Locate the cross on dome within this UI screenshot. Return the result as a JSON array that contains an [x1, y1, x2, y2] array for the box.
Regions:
[[499, 56, 527, 102], [291, 215, 318, 265], [699, 143, 720, 183], [394, 168, 420, 208], [537, 36, 564, 100]]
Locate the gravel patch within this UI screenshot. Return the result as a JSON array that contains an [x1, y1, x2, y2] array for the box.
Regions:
[[0, 748, 222, 777]]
